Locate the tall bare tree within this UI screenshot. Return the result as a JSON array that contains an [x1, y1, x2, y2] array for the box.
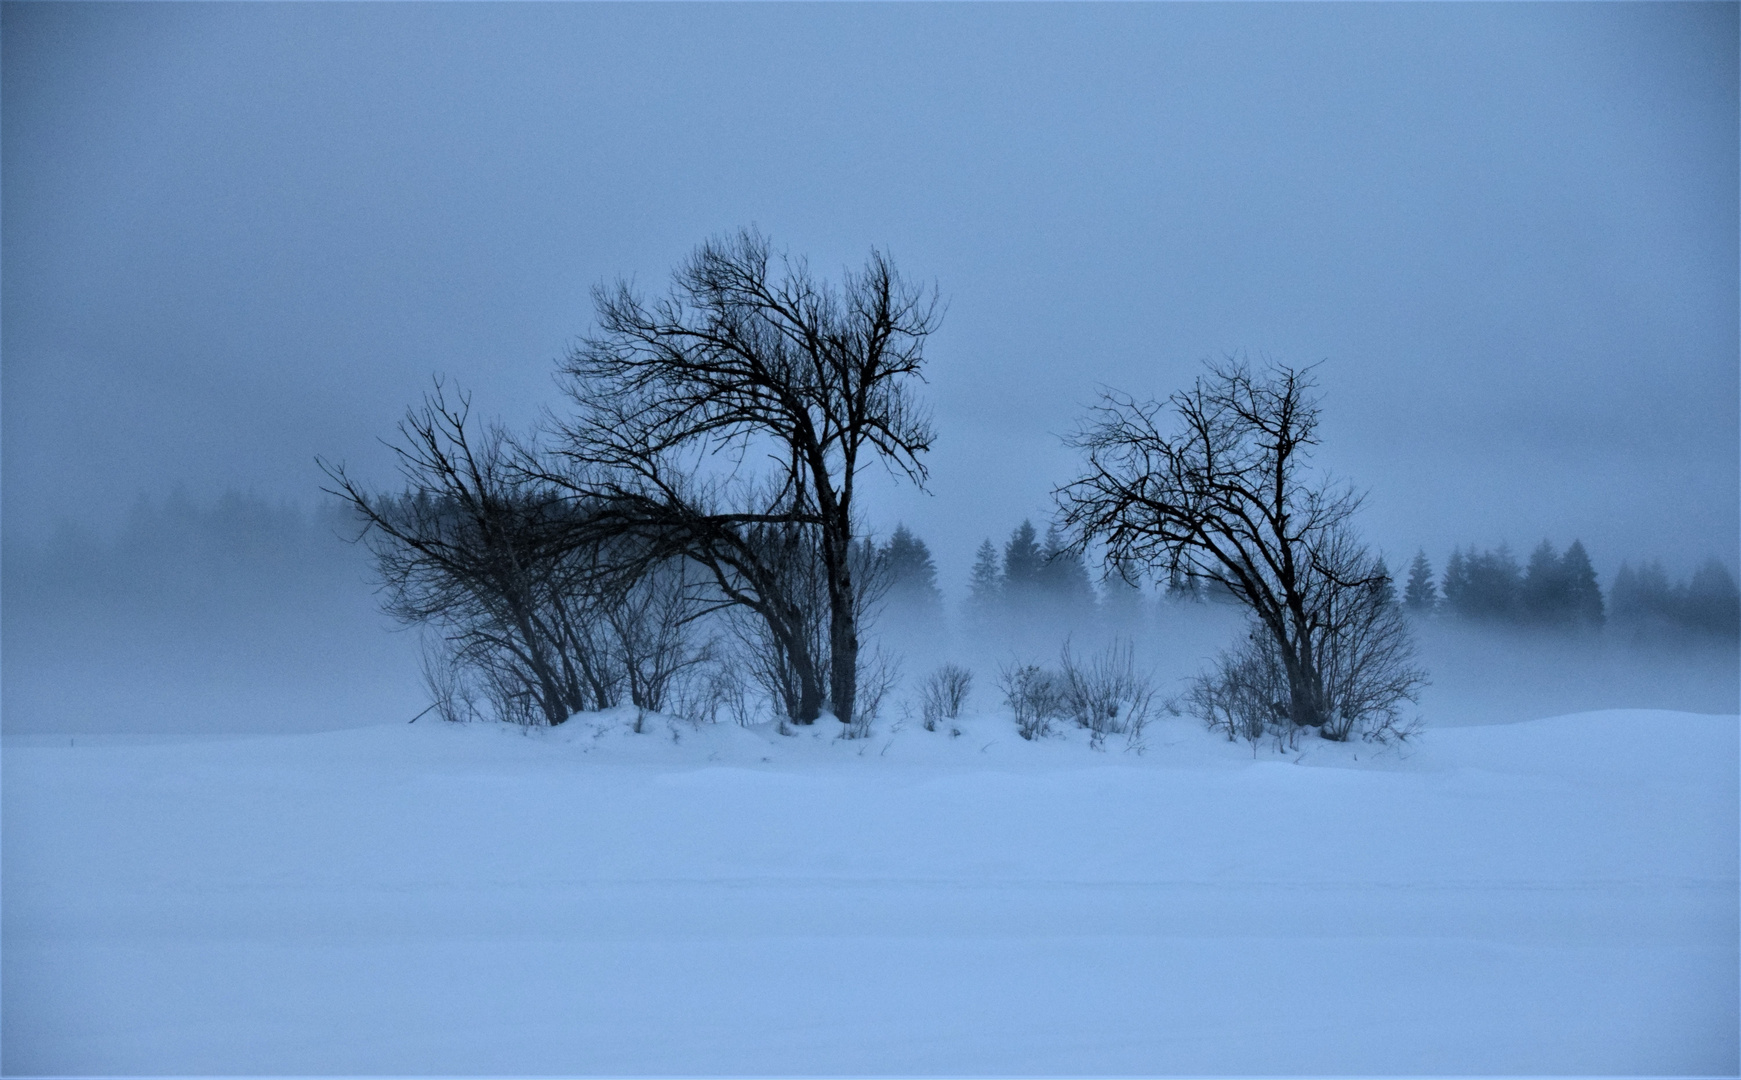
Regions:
[[553, 229, 939, 726], [1057, 358, 1421, 733]]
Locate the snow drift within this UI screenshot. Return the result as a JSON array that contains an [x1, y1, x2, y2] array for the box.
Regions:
[[3, 707, 1735, 1075]]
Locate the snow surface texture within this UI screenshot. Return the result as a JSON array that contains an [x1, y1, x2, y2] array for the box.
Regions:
[[4, 708, 1736, 1075]]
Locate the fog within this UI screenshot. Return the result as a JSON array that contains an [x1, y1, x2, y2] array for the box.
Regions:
[[3, 4, 1737, 735], [2, 490, 1733, 738]]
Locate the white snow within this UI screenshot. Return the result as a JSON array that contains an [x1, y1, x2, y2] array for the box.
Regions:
[[4, 706, 1736, 1075]]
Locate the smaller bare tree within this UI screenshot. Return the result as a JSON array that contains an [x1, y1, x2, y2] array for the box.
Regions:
[[1058, 357, 1425, 738]]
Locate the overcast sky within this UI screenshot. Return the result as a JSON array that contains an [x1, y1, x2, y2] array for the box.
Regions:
[[5, 2, 1736, 595]]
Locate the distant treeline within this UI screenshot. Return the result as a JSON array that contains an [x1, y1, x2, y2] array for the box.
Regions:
[[1401, 542, 1739, 640], [962, 520, 1145, 628], [17, 495, 1738, 650], [6, 490, 366, 604]]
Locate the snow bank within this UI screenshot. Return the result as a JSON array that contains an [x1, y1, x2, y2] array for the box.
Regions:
[[4, 708, 1735, 1074]]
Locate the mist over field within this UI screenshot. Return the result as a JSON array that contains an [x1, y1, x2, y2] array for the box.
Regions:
[[3, 3, 1736, 1075], [3, 492, 1734, 738]]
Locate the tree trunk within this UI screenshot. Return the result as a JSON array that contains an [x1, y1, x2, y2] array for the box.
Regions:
[[829, 602, 858, 724], [1276, 634, 1329, 729], [825, 533, 858, 725], [767, 602, 826, 724]]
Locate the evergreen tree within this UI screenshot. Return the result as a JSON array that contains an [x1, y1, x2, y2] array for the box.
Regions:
[[1038, 523, 1095, 612], [1520, 540, 1569, 624], [966, 538, 1001, 624], [1100, 561, 1147, 631], [1559, 540, 1603, 628], [1002, 520, 1045, 604], [881, 524, 944, 624], [1683, 558, 1740, 638], [1164, 566, 1203, 603], [1612, 559, 1675, 625], [1403, 549, 1437, 613], [1372, 556, 1397, 607], [1609, 561, 1641, 622], [1440, 547, 1470, 615], [1462, 544, 1522, 621], [1442, 544, 1522, 621]]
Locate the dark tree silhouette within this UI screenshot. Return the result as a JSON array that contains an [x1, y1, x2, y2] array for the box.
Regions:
[[1403, 549, 1437, 613], [1040, 522, 1096, 613], [1684, 559, 1741, 637], [881, 524, 944, 622], [1560, 540, 1604, 628], [1001, 520, 1045, 606], [552, 229, 940, 726], [321, 383, 619, 726], [966, 538, 1001, 627], [1057, 358, 1422, 733], [1520, 540, 1568, 624], [1444, 544, 1521, 621]]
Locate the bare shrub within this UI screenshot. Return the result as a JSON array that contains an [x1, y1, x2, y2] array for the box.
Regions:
[[1186, 626, 1289, 755], [999, 661, 1066, 740], [919, 663, 973, 731], [322, 383, 624, 727], [667, 649, 753, 727], [1057, 638, 1157, 748], [1190, 601, 1424, 753]]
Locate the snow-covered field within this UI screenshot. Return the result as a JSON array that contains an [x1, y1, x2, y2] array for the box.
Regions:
[[3, 706, 1736, 1075]]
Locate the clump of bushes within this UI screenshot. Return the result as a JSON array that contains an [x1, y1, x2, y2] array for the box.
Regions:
[[1001, 639, 1156, 747]]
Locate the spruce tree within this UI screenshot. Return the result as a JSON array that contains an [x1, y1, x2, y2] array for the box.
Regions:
[[1403, 549, 1438, 613], [966, 538, 1002, 624], [882, 524, 944, 623], [1609, 561, 1641, 623], [1462, 544, 1522, 621], [1440, 547, 1470, 616], [1002, 520, 1045, 605], [1160, 566, 1200, 603], [1683, 558, 1739, 638], [1100, 560, 1147, 630], [1372, 556, 1398, 607], [1521, 540, 1568, 624], [1559, 540, 1603, 628], [1632, 560, 1676, 622], [1038, 523, 1095, 613]]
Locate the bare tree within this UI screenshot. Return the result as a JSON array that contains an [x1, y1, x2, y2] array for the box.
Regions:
[[1057, 358, 1424, 736], [553, 228, 939, 726], [321, 383, 618, 726]]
